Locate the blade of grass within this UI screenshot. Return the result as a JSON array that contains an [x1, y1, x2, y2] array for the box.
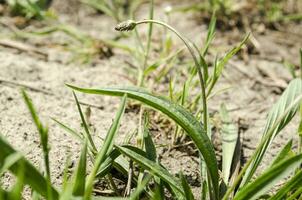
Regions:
[[84, 94, 127, 199], [268, 170, 302, 200], [0, 153, 22, 176], [202, 12, 216, 56], [233, 154, 302, 200], [129, 174, 153, 200], [51, 118, 83, 141], [207, 34, 249, 96], [0, 135, 59, 199], [73, 92, 97, 152], [8, 160, 25, 200], [22, 90, 53, 200], [116, 145, 184, 197], [72, 141, 87, 196], [180, 172, 194, 200], [219, 104, 238, 184], [270, 140, 294, 167]]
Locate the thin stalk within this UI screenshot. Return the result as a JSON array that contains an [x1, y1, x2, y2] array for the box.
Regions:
[[135, 19, 208, 132], [300, 48, 302, 79], [222, 94, 302, 200], [44, 149, 53, 200], [138, 0, 154, 87], [107, 173, 119, 195], [124, 160, 134, 196]]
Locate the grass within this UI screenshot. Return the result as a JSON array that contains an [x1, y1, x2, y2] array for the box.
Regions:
[[4, 0, 52, 19], [1, 2, 302, 200]]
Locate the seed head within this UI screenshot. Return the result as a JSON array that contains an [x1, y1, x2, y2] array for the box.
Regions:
[[115, 20, 137, 32]]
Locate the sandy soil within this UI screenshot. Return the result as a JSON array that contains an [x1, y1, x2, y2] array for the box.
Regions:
[[0, 0, 302, 198]]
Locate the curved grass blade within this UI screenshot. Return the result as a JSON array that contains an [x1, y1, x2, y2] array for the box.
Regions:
[[0, 135, 59, 199], [234, 154, 302, 200], [241, 78, 302, 186], [66, 84, 219, 197], [268, 170, 302, 200], [116, 145, 184, 197]]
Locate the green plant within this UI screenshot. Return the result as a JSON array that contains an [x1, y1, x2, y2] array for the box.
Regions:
[[81, 0, 141, 22], [66, 17, 302, 199], [1, 8, 302, 200], [5, 0, 51, 19]]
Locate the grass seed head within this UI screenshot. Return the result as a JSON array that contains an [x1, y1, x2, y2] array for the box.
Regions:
[[115, 20, 137, 31]]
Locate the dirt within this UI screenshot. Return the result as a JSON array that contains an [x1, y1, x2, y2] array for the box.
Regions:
[[0, 0, 302, 199]]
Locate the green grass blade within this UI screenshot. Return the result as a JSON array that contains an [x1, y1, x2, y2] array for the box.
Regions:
[[73, 92, 97, 152], [268, 170, 302, 200], [0, 136, 59, 199], [219, 104, 238, 184], [85, 94, 127, 199], [129, 174, 153, 200], [215, 34, 249, 77], [72, 141, 87, 196], [9, 160, 25, 200], [286, 187, 302, 200], [207, 34, 249, 96], [22, 90, 52, 200], [22, 90, 48, 152], [241, 78, 302, 186], [143, 113, 157, 162], [66, 84, 219, 197], [180, 173, 194, 200], [116, 145, 184, 197], [270, 140, 294, 167], [96, 148, 127, 178], [202, 12, 216, 56], [0, 153, 22, 176], [51, 118, 83, 141], [234, 154, 302, 200]]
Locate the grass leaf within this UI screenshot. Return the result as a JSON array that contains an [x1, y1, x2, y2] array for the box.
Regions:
[[219, 104, 238, 184], [0, 152, 22, 176], [73, 91, 97, 152], [180, 173, 194, 200], [241, 78, 302, 186], [0, 135, 59, 199], [72, 141, 87, 196], [234, 154, 302, 200], [116, 145, 184, 197], [268, 170, 302, 200], [84, 94, 127, 199], [270, 139, 294, 167]]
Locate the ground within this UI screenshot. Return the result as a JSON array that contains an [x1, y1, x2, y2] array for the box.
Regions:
[[0, 0, 302, 199]]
